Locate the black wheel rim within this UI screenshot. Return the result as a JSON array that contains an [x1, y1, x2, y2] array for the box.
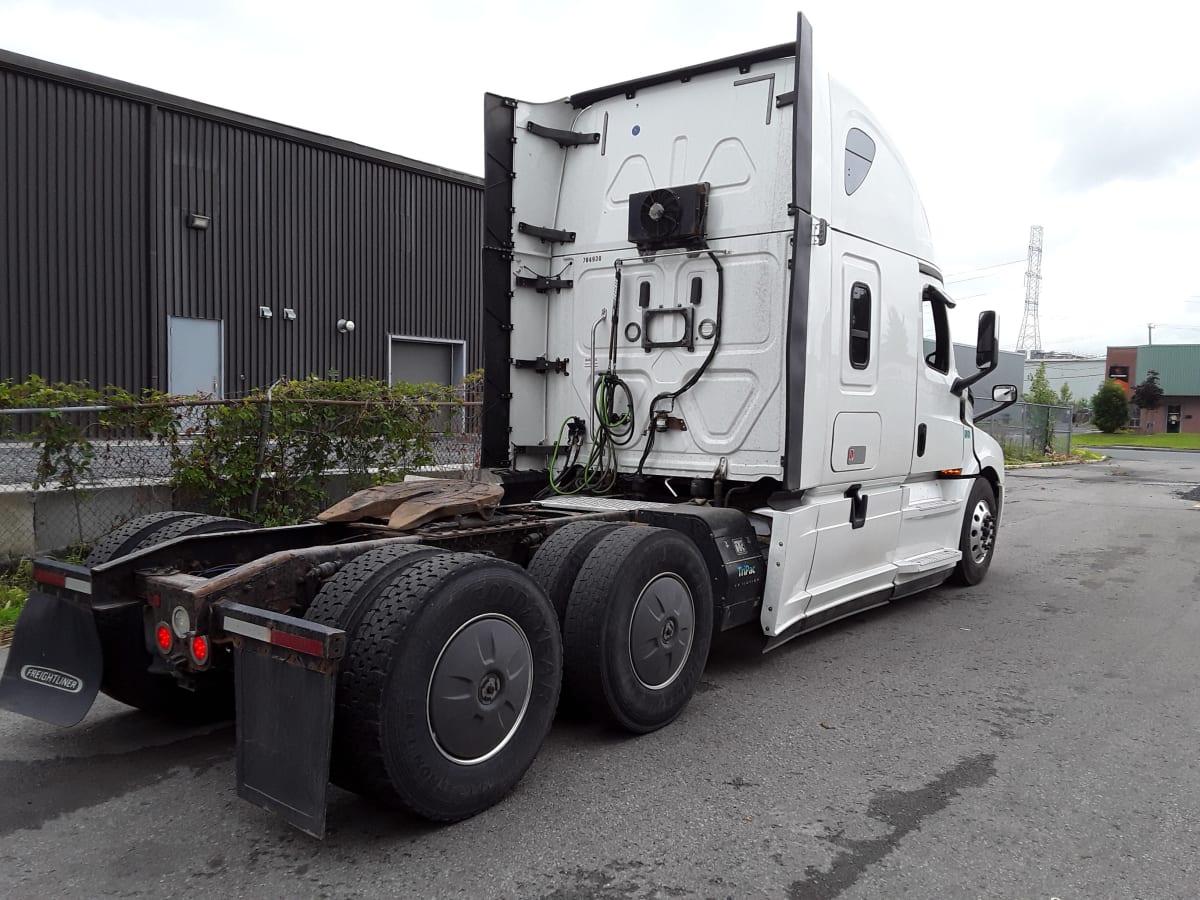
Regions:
[[628, 573, 695, 690], [427, 614, 533, 765]]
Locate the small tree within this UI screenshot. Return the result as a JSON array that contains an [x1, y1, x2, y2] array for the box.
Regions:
[[1092, 379, 1130, 433], [1025, 363, 1057, 453], [1132, 369, 1164, 411], [1058, 383, 1073, 405], [1025, 362, 1057, 405]]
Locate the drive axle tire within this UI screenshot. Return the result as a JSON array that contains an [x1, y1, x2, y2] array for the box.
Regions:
[[304, 542, 452, 790], [338, 553, 562, 821], [87, 512, 251, 718], [527, 521, 624, 625], [950, 478, 998, 586], [563, 526, 714, 734]]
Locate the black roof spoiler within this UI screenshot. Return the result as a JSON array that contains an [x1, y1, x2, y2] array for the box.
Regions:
[[569, 42, 795, 109]]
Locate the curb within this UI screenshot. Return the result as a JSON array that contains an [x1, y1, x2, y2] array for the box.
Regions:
[[1006, 456, 1107, 470], [1074, 444, 1200, 454]]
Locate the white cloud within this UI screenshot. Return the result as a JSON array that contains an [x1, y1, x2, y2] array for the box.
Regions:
[[1, 0, 1198, 354]]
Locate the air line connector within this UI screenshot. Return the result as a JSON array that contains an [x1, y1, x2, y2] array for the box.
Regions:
[[567, 416, 587, 445]]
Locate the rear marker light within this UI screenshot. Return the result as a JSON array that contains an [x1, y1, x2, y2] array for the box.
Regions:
[[155, 623, 173, 653], [191, 635, 209, 664]]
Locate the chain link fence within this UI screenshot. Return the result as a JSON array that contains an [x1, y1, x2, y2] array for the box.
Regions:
[[0, 393, 481, 562], [976, 401, 1074, 460]]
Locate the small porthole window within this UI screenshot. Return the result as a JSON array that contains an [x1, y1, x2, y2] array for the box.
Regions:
[[845, 127, 876, 195], [849, 282, 871, 369]]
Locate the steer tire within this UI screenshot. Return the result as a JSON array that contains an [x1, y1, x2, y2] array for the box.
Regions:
[[563, 526, 714, 734], [338, 553, 561, 821], [88, 512, 252, 719], [304, 543, 452, 791], [949, 478, 998, 586], [527, 521, 624, 625]]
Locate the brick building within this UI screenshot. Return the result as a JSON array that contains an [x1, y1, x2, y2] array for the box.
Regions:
[[1105, 344, 1200, 434]]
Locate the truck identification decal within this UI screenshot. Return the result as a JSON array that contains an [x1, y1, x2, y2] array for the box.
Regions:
[[847, 445, 867, 466], [20, 665, 83, 694]]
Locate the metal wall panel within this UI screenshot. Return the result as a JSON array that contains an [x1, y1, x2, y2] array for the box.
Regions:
[[1, 53, 482, 393], [155, 109, 484, 391], [1135, 344, 1200, 397], [1, 69, 149, 389]]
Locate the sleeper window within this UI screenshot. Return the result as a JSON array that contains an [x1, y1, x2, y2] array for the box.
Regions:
[[849, 282, 871, 369]]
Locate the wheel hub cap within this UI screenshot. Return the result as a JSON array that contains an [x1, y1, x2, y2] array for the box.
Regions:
[[428, 614, 533, 765], [629, 574, 695, 690], [968, 500, 996, 564]]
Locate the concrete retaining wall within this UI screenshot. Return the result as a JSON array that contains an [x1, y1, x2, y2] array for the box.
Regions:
[[0, 481, 173, 560]]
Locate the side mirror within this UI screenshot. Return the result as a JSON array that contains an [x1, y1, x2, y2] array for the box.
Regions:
[[975, 311, 998, 368], [976, 382, 1019, 422], [952, 310, 1000, 396]]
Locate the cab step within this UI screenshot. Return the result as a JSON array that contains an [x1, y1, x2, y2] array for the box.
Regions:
[[894, 547, 961, 573]]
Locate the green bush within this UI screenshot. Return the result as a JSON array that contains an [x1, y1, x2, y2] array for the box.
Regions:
[[0, 373, 474, 531], [1091, 380, 1130, 433], [171, 377, 462, 524], [0, 560, 32, 627]]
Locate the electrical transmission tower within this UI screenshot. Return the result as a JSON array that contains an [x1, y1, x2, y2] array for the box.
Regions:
[[1016, 225, 1043, 355]]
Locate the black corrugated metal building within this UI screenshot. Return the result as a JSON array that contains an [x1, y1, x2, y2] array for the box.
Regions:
[[0, 49, 483, 395]]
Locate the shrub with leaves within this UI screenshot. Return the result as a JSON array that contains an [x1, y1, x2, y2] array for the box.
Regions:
[[2, 373, 472, 530], [169, 377, 463, 524], [1092, 379, 1130, 433]]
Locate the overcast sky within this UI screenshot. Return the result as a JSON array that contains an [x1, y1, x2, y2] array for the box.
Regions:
[[2, 0, 1198, 355]]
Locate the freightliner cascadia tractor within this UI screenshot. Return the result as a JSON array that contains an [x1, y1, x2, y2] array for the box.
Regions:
[[1, 13, 1016, 836]]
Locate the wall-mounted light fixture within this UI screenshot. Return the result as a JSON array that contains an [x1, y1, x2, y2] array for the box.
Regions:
[[337, 319, 355, 334], [259, 306, 273, 319], [282, 308, 297, 321], [186, 212, 211, 230]]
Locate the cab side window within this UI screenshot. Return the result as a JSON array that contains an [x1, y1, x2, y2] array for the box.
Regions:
[[922, 292, 951, 373]]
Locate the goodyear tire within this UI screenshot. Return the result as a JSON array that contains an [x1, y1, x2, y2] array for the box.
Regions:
[[338, 553, 561, 821], [88, 512, 252, 718], [563, 526, 713, 734], [950, 478, 998, 586], [304, 543, 452, 791], [527, 521, 624, 625]]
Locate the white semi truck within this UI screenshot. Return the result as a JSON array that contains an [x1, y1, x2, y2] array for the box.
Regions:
[[0, 13, 1016, 837]]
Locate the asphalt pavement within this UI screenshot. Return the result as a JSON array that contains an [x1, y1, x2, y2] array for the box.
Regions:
[[1, 453, 1198, 899]]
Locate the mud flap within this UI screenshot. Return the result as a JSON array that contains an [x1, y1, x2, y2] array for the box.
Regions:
[[0, 590, 102, 726], [222, 603, 345, 839]]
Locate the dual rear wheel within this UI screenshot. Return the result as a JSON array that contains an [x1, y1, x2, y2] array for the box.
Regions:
[[530, 523, 715, 734], [307, 546, 561, 821], [315, 523, 715, 822]]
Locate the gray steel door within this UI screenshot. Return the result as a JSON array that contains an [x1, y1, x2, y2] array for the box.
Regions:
[[391, 339, 454, 386], [168, 317, 223, 397]]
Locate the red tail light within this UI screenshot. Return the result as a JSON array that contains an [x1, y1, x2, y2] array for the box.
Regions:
[[155, 623, 173, 653], [191, 635, 210, 664]]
